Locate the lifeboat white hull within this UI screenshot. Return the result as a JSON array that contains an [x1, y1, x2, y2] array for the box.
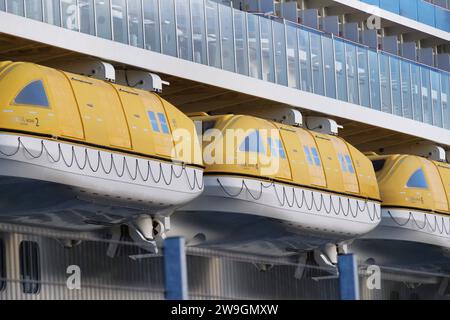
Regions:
[[170, 176, 381, 256], [0, 133, 203, 230], [349, 208, 450, 272], [361, 208, 450, 248]]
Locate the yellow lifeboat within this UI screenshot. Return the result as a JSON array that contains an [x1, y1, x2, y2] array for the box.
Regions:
[[170, 114, 381, 256], [0, 61, 203, 236], [362, 154, 450, 248]]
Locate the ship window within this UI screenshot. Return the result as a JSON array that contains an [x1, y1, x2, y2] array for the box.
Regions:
[[303, 146, 313, 165], [19, 241, 40, 294], [338, 153, 347, 172], [371, 159, 386, 172], [276, 139, 286, 159], [0, 238, 5, 292], [345, 155, 355, 173], [406, 169, 428, 189], [157, 112, 170, 134], [240, 131, 266, 154], [147, 111, 160, 132], [311, 147, 321, 166], [14, 80, 49, 107]]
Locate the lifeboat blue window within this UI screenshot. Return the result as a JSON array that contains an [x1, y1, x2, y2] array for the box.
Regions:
[[338, 153, 347, 172], [311, 147, 321, 166], [240, 131, 266, 153], [303, 146, 313, 165], [14, 80, 49, 107], [345, 155, 355, 173], [406, 169, 428, 189], [268, 137, 277, 157], [277, 139, 286, 159], [147, 111, 160, 132], [157, 112, 170, 134]]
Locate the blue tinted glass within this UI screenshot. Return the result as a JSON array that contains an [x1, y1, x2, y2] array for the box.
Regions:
[[206, 0, 221, 68], [399, 0, 418, 20], [303, 146, 313, 165], [418, 0, 435, 27], [322, 36, 336, 99], [357, 47, 370, 107], [147, 111, 160, 132], [339, 154, 347, 172], [219, 5, 234, 72], [273, 21, 287, 86], [346, 43, 359, 105], [345, 155, 355, 174], [421, 67, 432, 125], [369, 50, 381, 110], [247, 14, 262, 79], [380, 54, 392, 113], [406, 169, 428, 189], [390, 56, 402, 116], [430, 71, 442, 127], [14, 80, 49, 107], [411, 64, 423, 122], [401, 61, 413, 119], [234, 9, 249, 76], [286, 25, 299, 89], [380, 0, 399, 14], [277, 139, 286, 159], [260, 17, 275, 83], [442, 75, 450, 130], [298, 28, 312, 93], [435, 7, 450, 33], [335, 39, 348, 102], [311, 147, 321, 166], [310, 32, 324, 96], [240, 131, 265, 153], [157, 112, 170, 134]]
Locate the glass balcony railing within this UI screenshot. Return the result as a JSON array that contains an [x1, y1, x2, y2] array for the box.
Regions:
[[0, 0, 449, 130], [360, 0, 450, 33]]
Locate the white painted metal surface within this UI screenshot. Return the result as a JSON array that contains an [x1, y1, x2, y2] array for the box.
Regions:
[[363, 208, 450, 248]]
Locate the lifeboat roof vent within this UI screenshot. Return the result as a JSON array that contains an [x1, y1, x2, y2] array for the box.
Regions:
[[50, 59, 116, 82], [306, 117, 342, 135], [116, 70, 169, 93]]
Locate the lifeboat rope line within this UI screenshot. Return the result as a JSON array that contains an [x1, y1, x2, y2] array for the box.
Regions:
[[0, 137, 204, 191], [386, 210, 450, 236], [217, 178, 381, 222]]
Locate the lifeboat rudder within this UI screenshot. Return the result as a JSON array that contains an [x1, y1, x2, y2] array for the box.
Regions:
[[0, 61, 204, 247], [363, 153, 450, 249], [170, 113, 381, 256]]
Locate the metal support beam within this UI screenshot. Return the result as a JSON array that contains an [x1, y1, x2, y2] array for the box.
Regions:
[[338, 254, 360, 300], [164, 237, 188, 300]]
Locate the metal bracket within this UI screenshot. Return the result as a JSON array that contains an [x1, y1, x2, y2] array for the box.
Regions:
[[306, 116, 342, 135], [116, 70, 169, 93], [50, 58, 116, 82], [383, 142, 447, 162], [227, 106, 303, 126]]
